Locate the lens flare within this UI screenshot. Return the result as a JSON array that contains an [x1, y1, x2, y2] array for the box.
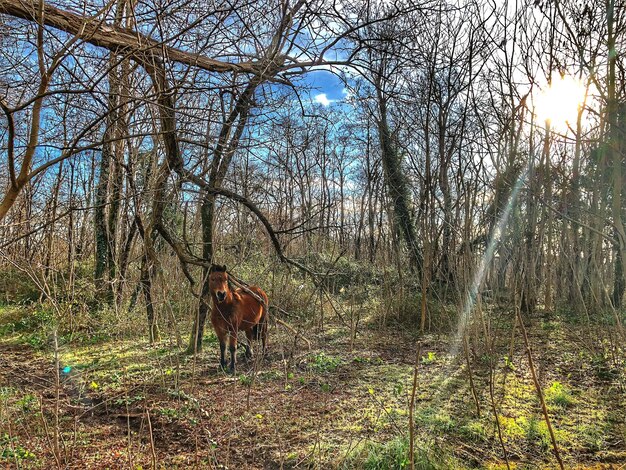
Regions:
[[450, 169, 528, 356]]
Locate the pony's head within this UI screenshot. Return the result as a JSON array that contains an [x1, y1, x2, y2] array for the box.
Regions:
[[209, 264, 229, 302]]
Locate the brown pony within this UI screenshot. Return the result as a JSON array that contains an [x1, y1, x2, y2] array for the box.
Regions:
[[208, 264, 268, 372]]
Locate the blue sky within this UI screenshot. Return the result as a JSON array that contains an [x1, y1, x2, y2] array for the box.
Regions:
[[299, 69, 348, 106]]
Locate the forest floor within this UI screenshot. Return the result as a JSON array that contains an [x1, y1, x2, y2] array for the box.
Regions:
[[0, 305, 625, 469]]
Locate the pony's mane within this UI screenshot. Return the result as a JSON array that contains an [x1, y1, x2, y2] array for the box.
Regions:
[[210, 264, 227, 273]]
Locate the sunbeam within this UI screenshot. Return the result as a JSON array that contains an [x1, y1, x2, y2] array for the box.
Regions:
[[449, 169, 528, 356]]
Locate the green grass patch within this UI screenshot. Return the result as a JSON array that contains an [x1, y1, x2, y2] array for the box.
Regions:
[[239, 374, 253, 386], [545, 381, 574, 409], [414, 406, 455, 433], [342, 436, 458, 469], [0, 434, 36, 462], [310, 352, 342, 372], [421, 351, 438, 365]]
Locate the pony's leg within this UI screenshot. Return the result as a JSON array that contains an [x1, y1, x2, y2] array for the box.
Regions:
[[244, 330, 254, 359], [217, 330, 228, 370], [228, 332, 238, 373], [219, 341, 227, 370]]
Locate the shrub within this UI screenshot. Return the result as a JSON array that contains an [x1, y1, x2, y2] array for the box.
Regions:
[[0, 268, 40, 303]]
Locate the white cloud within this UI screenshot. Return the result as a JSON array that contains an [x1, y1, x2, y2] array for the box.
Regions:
[[314, 93, 332, 106], [341, 87, 354, 100]]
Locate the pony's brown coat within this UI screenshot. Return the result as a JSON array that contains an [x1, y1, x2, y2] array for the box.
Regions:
[[208, 265, 268, 372]]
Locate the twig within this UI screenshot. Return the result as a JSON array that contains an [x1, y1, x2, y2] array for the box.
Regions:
[[409, 342, 421, 470], [463, 335, 481, 417], [275, 318, 311, 350], [515, 301, 565, 470], [488, 340, 510, 470], [145, 406, 157, 470], [39, 399, 62, 469], [52, 330, 62, 467]]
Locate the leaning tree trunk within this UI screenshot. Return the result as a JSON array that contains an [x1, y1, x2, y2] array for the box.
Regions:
[[375, 89, 422, 275], [187, 11, 297, 353]]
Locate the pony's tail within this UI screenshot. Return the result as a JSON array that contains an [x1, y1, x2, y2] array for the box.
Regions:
[[254, 298, 269, 352], [251, 321, 261, 340], [252, 305, 268, 339]]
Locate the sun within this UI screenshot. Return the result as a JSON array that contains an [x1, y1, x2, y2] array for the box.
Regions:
[[534, 75, 587, 130]]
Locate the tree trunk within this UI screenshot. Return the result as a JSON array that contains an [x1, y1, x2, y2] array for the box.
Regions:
[[189, 195, 215, 353], [376, 89, 422, 275], [140, 253, 159, 344], [94, 3, 124, 300]]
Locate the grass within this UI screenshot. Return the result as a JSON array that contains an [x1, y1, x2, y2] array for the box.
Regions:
[[545, 381, 574, 409], [0, 303, 625, 468], [341, 436, 456, 469]]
